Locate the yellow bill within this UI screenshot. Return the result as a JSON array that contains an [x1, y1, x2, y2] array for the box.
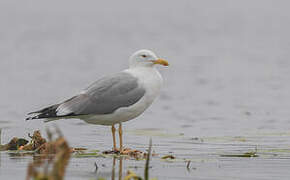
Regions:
[[152, 59, 169, 66]]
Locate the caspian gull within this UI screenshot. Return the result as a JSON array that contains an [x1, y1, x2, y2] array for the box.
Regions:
[[26, 49, 169, 153]]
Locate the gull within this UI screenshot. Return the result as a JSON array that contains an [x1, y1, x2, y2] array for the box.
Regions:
[[26, 49, 169, 153]]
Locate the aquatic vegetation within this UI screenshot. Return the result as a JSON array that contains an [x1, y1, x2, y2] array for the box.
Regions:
[[26, 128, 71, 180], [4, 126, 289, 179], [0, 127, 29, 151], [161, 155, 175, 160], [124, 170, 142, 180], [0, 137, 29, 151], [220, 151, 258, 157], [103, 148, 149, 160], [0, 130, 48, 152], [74, 151, 106, 158], [21, 130, 47, 152], [123, 139, 156, 180], [202, 136, 248, 143]]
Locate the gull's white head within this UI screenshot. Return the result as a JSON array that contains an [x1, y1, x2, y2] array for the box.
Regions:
[[129, 49, 169, 68]]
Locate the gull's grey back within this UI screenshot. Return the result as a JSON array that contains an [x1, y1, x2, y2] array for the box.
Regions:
[[58, 72, 146, 115], [26, 72, 146, 120]]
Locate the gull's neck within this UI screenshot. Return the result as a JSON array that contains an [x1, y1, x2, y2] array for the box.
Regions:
[[128, 65, 157, 72], [124, 65, 159, 75], [129, 63, 154, 69], [124, 66, 162, 82]]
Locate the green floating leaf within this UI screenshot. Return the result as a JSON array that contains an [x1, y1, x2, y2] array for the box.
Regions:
[[203, 136, 247, 142], [97, 178, 106, 180], [74, 152, 106, 158], [220, 151, 258, 157], [90, 149, 100, 152]]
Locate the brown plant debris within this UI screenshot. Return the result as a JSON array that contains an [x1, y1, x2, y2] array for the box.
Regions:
[[124, 170, 143, 180], [26, 128, 71, 180], [103, 148, 149, 159], [0, 130, 47, 152], [0, 137, 29, 151], [21, 130, 47, 151], [0, 130, 85, 154], [161, 155, 175, 160], [123, 139, 155, 180]]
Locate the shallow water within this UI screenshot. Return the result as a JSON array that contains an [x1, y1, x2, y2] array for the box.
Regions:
[[1, 0, 290, 179]]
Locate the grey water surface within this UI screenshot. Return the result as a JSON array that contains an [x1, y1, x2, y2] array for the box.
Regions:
[[1, 0, 290, 179]]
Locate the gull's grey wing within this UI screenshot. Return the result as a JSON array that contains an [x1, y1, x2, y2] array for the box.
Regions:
[[58, 72, 146, 115], [26, 72, 146, 120]]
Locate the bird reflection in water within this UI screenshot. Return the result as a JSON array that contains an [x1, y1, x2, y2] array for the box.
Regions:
[[96, 156, 124, 180], [112, 156, 123, 180]]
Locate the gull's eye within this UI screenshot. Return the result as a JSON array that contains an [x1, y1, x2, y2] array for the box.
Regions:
[[141, 54, 147, 58]]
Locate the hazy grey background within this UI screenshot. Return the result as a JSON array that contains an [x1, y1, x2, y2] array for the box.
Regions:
[[1, 0, 290, 179]]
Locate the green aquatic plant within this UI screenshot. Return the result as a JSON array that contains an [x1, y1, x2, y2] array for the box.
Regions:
[[26, 128, 71, 180], [123, 139, 157, 180], [220, 151, 258, 157], [144, 139, 152, 180], [161, 155, 175, 160], [124, 170, 142, 180], [74, 151, 106, 158]]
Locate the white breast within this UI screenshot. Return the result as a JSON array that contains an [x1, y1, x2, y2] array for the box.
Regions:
[[126, 66, 163, 103], [81, 67, 163, 126]]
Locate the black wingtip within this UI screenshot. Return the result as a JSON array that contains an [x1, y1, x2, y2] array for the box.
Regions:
[[25, 104, 60, 121], [25, 115, 40, 121], [25, 117, 33, 121], [25, 116, 33, 121]]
